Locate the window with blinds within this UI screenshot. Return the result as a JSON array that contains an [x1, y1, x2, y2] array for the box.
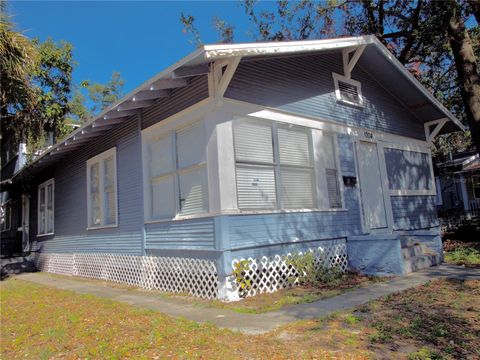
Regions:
[[87, 148, 117, 229], [145, 121, 208, 221], [233, 119, 316, 210], [320, 133, 342, 208], [38, 178, 54, 235], [332, 72, 363, 107]]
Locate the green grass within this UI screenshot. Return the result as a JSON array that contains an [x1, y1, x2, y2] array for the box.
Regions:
[[444, 246, 480, 267]]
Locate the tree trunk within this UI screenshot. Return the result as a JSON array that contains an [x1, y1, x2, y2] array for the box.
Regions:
[[447, 3, 480, 155]]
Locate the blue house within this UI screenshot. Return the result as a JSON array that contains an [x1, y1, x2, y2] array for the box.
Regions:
[[0, 36, 465, 300]]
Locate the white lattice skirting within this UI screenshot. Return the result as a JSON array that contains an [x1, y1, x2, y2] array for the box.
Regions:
[[230, 239, 348, 298], [33, 253, 218, 299]]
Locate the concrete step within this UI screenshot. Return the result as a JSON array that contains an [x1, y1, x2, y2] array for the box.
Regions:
[[403, 253, 442, 274], [0, 256, 37, 279], [400, 236, 421, 248], [402, 245, 425, 259]]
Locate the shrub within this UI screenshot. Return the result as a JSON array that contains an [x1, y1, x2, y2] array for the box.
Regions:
[[232, 259, 252, 294], [287, 252, 343, 287]]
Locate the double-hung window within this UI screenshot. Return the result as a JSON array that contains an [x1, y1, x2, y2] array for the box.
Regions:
[[233, 119, 317, 210], [87, 148, 118, 229], [318, 133, 342, 208], [1, 200, 11, 232], [38, 179, 54, 235], [145, 121, 208, 221]]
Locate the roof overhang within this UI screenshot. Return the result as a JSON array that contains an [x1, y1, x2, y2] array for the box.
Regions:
[[16, 35, 465, 180]]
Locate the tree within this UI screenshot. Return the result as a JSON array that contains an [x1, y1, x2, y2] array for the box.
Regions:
[[67, 71, 124, 125], [180, 0, 480, 155], [0, 1, 38, 141]]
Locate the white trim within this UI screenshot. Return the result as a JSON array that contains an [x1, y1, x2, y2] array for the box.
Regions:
[[144, 207, 349, 225], [389, 190, 436, 196], [142, 118, 209, 222], [424, 118, 449, 143], [211, 57, 241, 98], [0, 199, 12, 232], [342, 45, 366, 79], [86, 147, 118, 230], [332, 72, 364, 108], [220, 98, 431, 151], [37, 178, 55, 236]]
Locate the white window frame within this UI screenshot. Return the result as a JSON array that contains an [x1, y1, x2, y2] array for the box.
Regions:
[[37, 178, 55, 236], [332, 72, 364, 108], [232, 118, 345, 212], [86, 147, 118, 230], [143, 120, 209, 222], [1, 199, 12, 232]]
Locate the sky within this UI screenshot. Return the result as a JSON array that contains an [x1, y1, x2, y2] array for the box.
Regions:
[[9, 1, 255, 94]]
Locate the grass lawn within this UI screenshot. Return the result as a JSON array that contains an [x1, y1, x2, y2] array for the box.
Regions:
[[443, 240, 480, 267], [2, 277, 479, 359]]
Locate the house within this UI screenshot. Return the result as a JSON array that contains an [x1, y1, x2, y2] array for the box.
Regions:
[[435, 151, 480, 218], [0, 36, 465, 300]]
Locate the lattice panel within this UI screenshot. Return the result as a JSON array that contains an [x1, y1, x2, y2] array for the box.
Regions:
[[231, 239, 348, 298], [33, 253, 218, 299]]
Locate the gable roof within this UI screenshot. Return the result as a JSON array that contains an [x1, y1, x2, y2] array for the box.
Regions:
[[15, 35, 465, 179]]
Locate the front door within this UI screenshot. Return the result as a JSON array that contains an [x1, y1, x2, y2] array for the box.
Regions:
[[21, 195, 30, 252], [356, 141, 390, 232]]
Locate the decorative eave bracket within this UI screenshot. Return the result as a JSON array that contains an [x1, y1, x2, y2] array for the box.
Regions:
[[424, 118, 449, 143], [209, 56, 242, 99], [342, 45, 366, 79]]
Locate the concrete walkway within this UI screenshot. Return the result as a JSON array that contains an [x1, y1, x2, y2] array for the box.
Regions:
[[16, 264, 480, 334]]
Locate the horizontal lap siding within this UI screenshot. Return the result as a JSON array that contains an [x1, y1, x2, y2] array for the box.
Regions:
[[32, 116, 143, 255], [145, 217, 215, 249], [391, 196, 438, 230], [225, 53, 425, 140], [142, 76, 209, 129]]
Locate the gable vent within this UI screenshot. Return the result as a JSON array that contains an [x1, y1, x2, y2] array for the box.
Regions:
[[332, 73, 364, 107]]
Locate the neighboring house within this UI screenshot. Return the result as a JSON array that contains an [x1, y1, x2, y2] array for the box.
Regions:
[[0, 36, 465, 300], [435, 152, 480, 217]]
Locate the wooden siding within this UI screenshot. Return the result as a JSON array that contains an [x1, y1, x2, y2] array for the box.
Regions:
[[391, 195, 438, 230], [145, 217, 215, 250], [142, 75, 209, 129], [225, 52, 425, 140], [32, 115, 144, 255]]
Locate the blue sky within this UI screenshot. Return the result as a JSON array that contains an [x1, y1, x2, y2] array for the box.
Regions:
[[9, 1, 254, 93]]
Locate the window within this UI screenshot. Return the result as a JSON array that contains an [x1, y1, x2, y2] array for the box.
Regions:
[[38, 179, 54, 235], [87, 148, 117, 228], [474, 180, 480, 199], [384, 148, 434, 194], [233, 119, 319, 210], [145, 121, 208, 221], [1, 200, 11, 232], [332, 73, 364, 107], [319, 134, 342, 208]]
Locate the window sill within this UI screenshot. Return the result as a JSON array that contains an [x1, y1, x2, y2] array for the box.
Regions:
[[336, 98, 364, 109], [87, 224, 118, 231], [37, 232, 54, 238], [144, 208, 349, 224], [389, 190, 436, 196]]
